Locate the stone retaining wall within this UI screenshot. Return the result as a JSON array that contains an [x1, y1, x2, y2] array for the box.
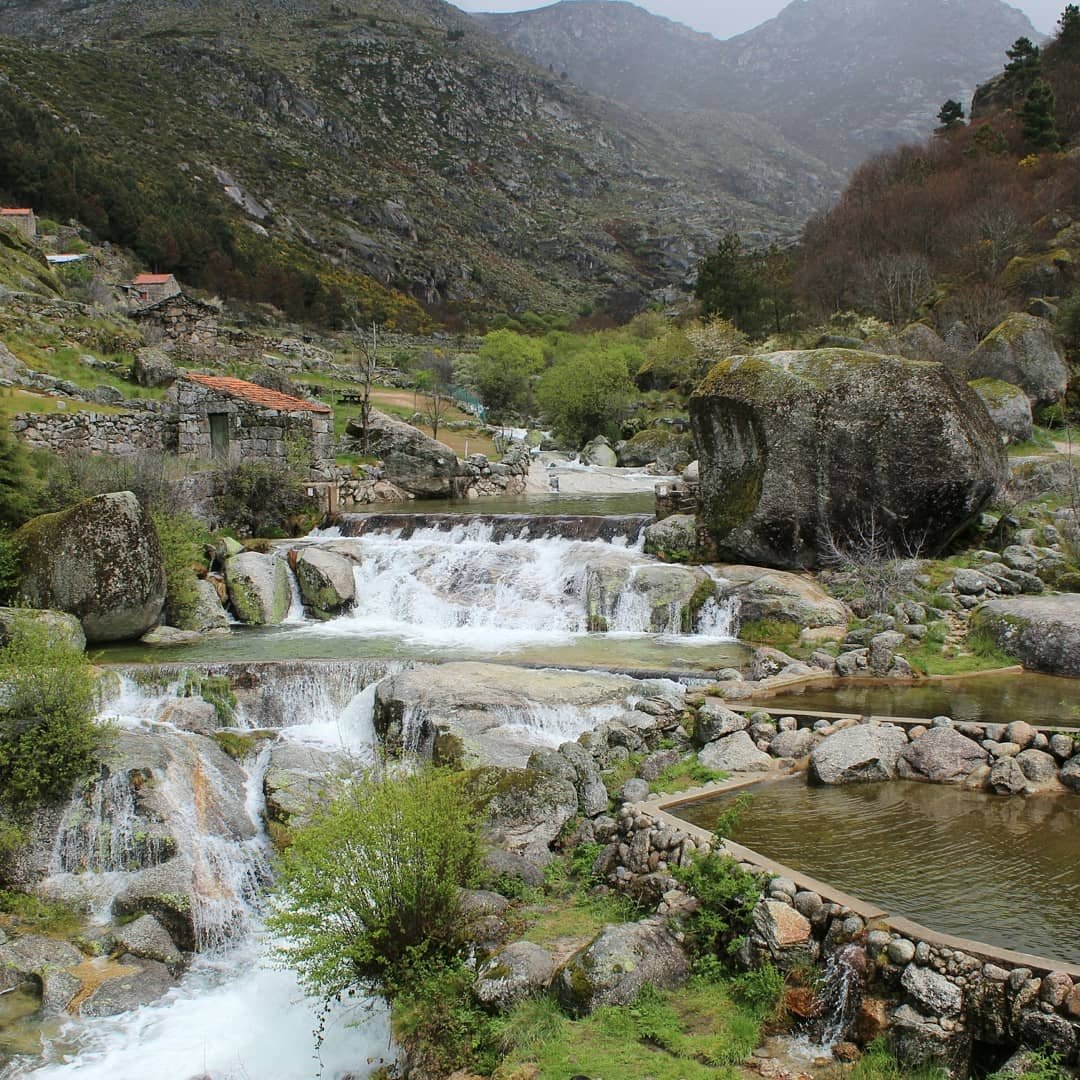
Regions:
[[10, 410, 175, 456]]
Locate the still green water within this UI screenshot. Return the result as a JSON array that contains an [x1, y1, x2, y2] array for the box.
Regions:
[[675, 778, 1080, 964], [761, 673, 1080, 729]]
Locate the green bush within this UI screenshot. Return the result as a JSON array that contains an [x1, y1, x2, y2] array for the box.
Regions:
[[0, 619, 100, 810], [269, 767, 485, 1001], [152, 511, 209, 628], [213, 462, 318, 538]]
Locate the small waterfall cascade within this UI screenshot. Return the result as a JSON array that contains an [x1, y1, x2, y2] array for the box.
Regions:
[[815, 943, 868, 1046], [696, 592, 740, 638], [299, 523, 741, 644]]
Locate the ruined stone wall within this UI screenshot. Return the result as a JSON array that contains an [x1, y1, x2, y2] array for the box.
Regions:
[[10, 410, 175, 456]]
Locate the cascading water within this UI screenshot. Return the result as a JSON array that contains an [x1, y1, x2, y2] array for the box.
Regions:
[[815, 943, 868, 1046]]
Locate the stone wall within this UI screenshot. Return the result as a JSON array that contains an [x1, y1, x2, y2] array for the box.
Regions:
[[655, 478, 698, 520], [10, 410, 174, 456]]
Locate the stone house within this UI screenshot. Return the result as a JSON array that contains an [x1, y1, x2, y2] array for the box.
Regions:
[[129, 293, 220, 354], [173, 373, 334, 478], [0, 208, 36, 239], [130, 273, 182, 304]]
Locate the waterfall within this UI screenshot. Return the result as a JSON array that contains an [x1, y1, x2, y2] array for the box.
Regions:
[[815, 943, 868, 1046], [696, 593, 741, 638]]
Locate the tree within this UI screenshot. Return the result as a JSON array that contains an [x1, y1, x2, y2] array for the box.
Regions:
[[473, 329, 545, 416], [694, 233, 768, 334], [413, 350, 454, 441], [1021, 78, 1061, 150], [535, 342, 635, 446], [865, 253, 935, 326], [935, 99, 965, 134], [269, 768, 484, 1001], [1004, 36, 1041, 93], [350, 320, 379, 455], [1058, 4, 1080, 53]]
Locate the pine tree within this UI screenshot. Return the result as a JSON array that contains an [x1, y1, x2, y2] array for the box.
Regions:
[[935, 99, 965, 133], [1004, 36, 1042, 96], [1058, 4, 1080, 53], [1021, 78, 1061, 151]]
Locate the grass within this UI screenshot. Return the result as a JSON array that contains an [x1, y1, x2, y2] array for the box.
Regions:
[[737, 618, 803, 649], [649, 760, 728, 795], [906, 625, 1017, 676], [0, 387, 129, 416], [493, 977, 766, 1079], [0, 889, 83, 937]]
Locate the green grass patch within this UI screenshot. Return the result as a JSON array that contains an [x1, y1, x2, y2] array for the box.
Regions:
[[906, 625, 1017, 676], [649, 760, 727, 795], [0, 889, 83, 937], [737, 618, 801, 649]]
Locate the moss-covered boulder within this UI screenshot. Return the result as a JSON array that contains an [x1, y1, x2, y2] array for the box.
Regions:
[[15, 491, 166, 643], [969, 378, 1033, 445], [971, 595, 1080, 676], [616, 427, 693, 471], [968, 314, 1068, 408], [224, 552, 292, 625], [295, 548, 355, 617], [689, 349, 1006, 570], [554, 918, 690, 1016], [0, 606, 86, 651]]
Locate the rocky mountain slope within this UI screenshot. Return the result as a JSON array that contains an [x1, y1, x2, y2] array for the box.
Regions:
[[0, 0, 835, 322], [480, 0, 1040, 169]]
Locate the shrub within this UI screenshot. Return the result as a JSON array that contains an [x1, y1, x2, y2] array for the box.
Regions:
[[212, 462, 318, 538], [269, 767, 485, 1001], [152, 511, 209, 628], [0, 618, 100, 810]]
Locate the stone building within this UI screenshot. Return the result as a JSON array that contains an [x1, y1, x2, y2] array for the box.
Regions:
[[0, 208, 36, 239], [130, 273, 181, 304], [173, 374, 334, 478], [129, 293, 220, 355]]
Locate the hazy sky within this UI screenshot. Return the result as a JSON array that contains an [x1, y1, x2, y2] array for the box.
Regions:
[[451, 0, 1060, 40]]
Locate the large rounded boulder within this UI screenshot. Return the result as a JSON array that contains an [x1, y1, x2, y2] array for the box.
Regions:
[[16, 491, 166, 643], [967, 313, 1068, 408], [690, 350, 1006, 569]]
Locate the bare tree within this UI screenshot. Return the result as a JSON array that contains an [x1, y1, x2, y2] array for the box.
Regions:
[[351, 320, 378, 455], [864, 253, 935, 326]]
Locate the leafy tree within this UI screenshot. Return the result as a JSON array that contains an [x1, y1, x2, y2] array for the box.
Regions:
[[1021, 78, 1061, 150], [694, 233, 766, 333], [0, 619, 100, 810], [935, 99, 966, 133], [269, 767, 484, 1001], [473, 329, 545, 415], [0, 424, 39, 529], [535, 342, 636, 446]]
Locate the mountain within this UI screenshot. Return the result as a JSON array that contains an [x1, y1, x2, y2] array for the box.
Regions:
[[0, 0, 838, 325], [478, 0, 1041, 169]]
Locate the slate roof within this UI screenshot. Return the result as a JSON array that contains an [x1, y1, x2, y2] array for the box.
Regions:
[[184, 373, 331, 414]]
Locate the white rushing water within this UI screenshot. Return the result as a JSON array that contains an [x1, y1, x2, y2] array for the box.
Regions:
[[294, 522, 739, 651], [12, 674, 389, 1080]]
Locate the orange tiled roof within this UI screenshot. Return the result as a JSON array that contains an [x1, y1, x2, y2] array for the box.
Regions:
[[1, 208, 32, 216], [133, 273, 175, 284], [185, 373, 331, 414]]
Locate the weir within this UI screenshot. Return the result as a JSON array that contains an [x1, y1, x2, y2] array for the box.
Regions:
[[331, 511, 655, 544]]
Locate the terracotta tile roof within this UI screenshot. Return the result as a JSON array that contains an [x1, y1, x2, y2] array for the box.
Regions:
[[132, 273, 175, 284], [1, 208, 32, 215], [185, 373, 331, 414]]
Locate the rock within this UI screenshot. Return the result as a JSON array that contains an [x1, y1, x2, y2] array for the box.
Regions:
[[1016, 748, 1058, 785], [897, 727, 988, 784], [112, 859, 200, 952], [482, 768, 579, 864], [619, 777, 650, 804], [79, 957, 174, 1017], [580, 435, 617, 467], [1060, 755, 1080, 793], [483, 849, 545, 892], [295, 548, 356, 616], [897, 323, 951, 363], [475, 942, 556, 1010], [1006, 721, 1036, 749], [1016, 1011, 1076, 1058], [869, 631, 906, 675], [810, 724, 909, 785], [616, 427, 693, 471], [968, 313, 1069, 407], [954, 568, 995, 595], [889, 939, 917, 965], [460, 889, 510, 918], [350, 409, 461, 498], [133, 347, 177, 388], [989, 757, 1027, 796], [558, 740, 608, 816], [141, 625, 204, 647], [0, 934, 83, 1001], [770, 727, 815, 759], [0, 606, 86, 651], [901, 964, 963, 1015], [182, 577, 230, 632], [225, 552, 293, 626], [158, 696, 220, 735], [690, 349, 1005, 569], [554, 919, 690, 1016], [637, 748, 682, 782], [698, 731, 773, 773], [891, 1003, 972, 1071], [693, 701, 748, 747], [16, 492, 167, 643], [717, 564, 850, 628], [970, 379, 1034, 445], [972, 595, 1080, 676], [111, 914, 184, 966], [643, 514, 698, 560], [751, 899, 813, 961], [263, 743, 337, 824]]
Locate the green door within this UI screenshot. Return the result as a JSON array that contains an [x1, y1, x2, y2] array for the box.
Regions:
[[209, 413, 230, 459]]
